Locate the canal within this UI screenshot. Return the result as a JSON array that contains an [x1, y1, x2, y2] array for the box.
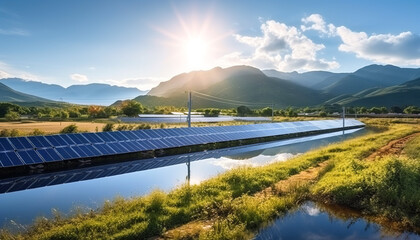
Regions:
[[1, 129, 367, 231]]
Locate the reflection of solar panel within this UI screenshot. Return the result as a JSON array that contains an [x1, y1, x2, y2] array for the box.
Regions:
[[0, 119, 364, 168]]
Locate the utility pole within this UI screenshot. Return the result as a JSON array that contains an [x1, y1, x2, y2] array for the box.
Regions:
[[342, 106, 345, 128], [186, 156, 191, 186], [271, 103, 274, 121], [188, 91, 192, 128]]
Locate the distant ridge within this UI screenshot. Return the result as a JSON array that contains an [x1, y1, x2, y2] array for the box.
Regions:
[[0, 78, 147, 105], [331, 77, 420, 107], [0, 82, 56, 104]]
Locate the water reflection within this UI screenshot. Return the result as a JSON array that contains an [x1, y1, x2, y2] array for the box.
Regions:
[[0, 129, 366, 227], [255, 202, 420, 240]]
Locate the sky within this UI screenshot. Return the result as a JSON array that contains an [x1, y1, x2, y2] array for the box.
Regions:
[[0, 0, 419, 90]]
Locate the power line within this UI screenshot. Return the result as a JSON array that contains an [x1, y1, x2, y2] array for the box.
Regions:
[[192, 91, 272, 106]]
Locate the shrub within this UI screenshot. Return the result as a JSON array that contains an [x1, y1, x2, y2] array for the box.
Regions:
[[60, 124, 78, 133], [102, 123, 114, 132]]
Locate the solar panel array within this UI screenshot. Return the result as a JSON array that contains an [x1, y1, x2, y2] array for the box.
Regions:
[[0, 119, 364, 169]]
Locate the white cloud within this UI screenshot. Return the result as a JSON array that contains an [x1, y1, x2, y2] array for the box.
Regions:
[[70, 73, 88, 82], [301, 14, 336, 36], [0, 70, 11, 79], [222, 20, 339, 72], [336, 27, 420, 65], [0, 61, 40, 80], [300, 14, 420, 66]]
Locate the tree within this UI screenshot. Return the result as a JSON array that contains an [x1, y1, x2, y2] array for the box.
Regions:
[[60, 111, 69, 119], [121, 100, 143, 117], [404, 106, 420, 114], [368, 107, 382, 114], [379, 107, 388, 114], [0, 103, 22, 118], [237, 106, 252, 117], [286, 107, 297, 117], [204, 109, 220, 117], [260, 107, 273, 116], [319, 111, 327, 117], [390, 106, 403, 113], [5, 111, 20, 121]]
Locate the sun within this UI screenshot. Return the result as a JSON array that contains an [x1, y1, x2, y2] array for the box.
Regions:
[[184, 36, 208, 69]]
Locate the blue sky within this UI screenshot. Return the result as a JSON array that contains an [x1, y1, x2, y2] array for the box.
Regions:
[[0, 0, 419, 90]]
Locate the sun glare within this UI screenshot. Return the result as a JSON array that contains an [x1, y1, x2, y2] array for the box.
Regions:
[[185, 37, 208, 69], [154, 7, 230, 72]]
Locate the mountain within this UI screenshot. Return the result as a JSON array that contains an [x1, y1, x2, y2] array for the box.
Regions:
[[139, 66, 331, 108], [331, 77, 420, 107], [262, 69, 345, 89], [0, 78, 147, 105], [0, 82, 56, 104], [323, 65, 420, 95]]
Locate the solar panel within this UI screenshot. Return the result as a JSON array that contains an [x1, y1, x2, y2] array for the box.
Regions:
[[96, 132, 117, 142], [38, 149, 61, 162], [38, 148, 62, 162], [45, 135, 67, 147], [56, 147, 80, 160], [17, 150, 44, 164], [0, 152, 14, 167], [0, 138, 14, 151], [27, 136, 51, 148], [9, 137, 33, 150], [93, 143, 115, 155], [60, 135, 76, 145], [0, 120, 364, 169], [109, 131, 129, 141], [82, 133, 104, 143], [68, 134, 89, 145]]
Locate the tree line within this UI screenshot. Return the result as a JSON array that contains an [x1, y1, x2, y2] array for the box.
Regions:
[[1, 101, 419, 121]]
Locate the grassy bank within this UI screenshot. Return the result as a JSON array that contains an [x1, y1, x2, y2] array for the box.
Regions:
[[1, 119, 419, 239]]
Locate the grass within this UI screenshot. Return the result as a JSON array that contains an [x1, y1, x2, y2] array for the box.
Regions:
[[1, 118, 419, 239]]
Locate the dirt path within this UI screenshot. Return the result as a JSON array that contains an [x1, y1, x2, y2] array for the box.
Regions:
[[367, 132, 420, 160], [160, 162, 329, 239]]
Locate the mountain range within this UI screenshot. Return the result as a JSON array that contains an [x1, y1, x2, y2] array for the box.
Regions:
[[0, 82, 56, 104], [0, 78, 147, 105], [140, 64, 420, 108], [1, 64, 419, 108], [140, 66, 332, 108]]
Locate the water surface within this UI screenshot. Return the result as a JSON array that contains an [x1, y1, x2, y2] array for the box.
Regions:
[[255, 201, 420, 240]]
